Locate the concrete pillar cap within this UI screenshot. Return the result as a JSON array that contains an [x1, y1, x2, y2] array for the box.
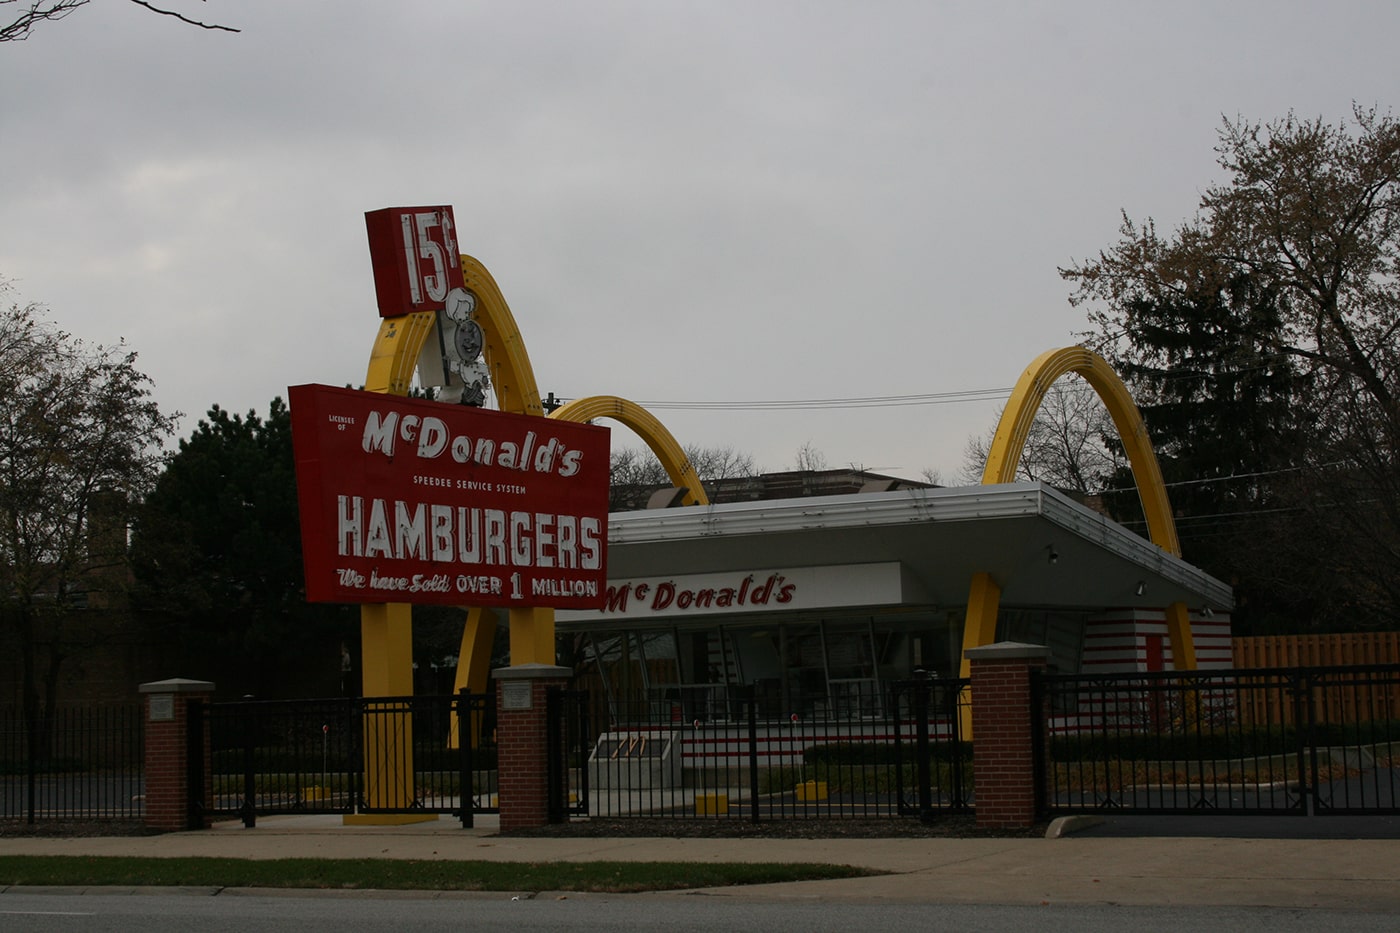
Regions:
[[491, 664, 572, 681], [963, 641, 1051, 662], [139, 678, 216, 694]]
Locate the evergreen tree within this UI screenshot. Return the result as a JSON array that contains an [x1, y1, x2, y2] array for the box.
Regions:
[[1095, 275, 1320, 632], [130, 399, 355, 696]]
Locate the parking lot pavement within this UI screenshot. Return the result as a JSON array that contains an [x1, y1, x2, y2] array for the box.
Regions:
[[1069, 812, 1400, 839]]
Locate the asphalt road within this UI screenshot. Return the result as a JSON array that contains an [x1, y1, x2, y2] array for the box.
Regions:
[[2, 892, 1398, 933]]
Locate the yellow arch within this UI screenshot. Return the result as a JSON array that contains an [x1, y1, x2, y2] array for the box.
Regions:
[[982, 347, 1179, 555], [960, 347, 1196, 676], [362, 255, 559, 717], [359, 310, 436, 717], [459, 255, 545, 418], [550, 395, 709, 507], [365, 311, 436, 396], [365, 255, 544, 414], [453, 255, 554, 673]]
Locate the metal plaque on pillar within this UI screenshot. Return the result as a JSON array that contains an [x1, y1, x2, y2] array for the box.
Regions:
[[149, 695, 174, 722], [502, 681, 532, 710]]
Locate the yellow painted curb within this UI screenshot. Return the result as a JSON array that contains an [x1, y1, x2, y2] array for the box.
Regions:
[[696, 793, 729, 815]]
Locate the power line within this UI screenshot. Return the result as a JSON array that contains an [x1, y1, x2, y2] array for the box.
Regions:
[[1160, 465, 1310, 490], [551, 351, 1308, 414], [555, 387, 1015, 412]]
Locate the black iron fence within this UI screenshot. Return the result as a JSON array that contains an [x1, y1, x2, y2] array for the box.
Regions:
[[203, 696, 356, 824], [0, 705, 145, 823], [201, 691, 496, 827], [10, 662, 1397, 829], [546, 687, 590, 822], [891, 676, 973, 819], [587, 679, 972, 821], [1036, 665, 1400, 817]]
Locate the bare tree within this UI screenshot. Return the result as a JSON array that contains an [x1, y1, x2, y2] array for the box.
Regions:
[[2, 0, 237, 42], [791, 441, 827, 472], [687, 444, 757, 481], [960, 379, 1121, 492], [608, 447, 669, 488], [608, 443, 758, 510], [0, 282, 178, 754]]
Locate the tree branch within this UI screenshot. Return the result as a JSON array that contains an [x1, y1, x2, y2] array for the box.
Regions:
[[1, 1, 88, 42], [1, 0, 237, 41], [125, 0, 238, 33]]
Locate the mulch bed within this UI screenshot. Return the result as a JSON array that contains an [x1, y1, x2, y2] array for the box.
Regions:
[[0, 820, 164, 838], [504, 816, 1048, 839]]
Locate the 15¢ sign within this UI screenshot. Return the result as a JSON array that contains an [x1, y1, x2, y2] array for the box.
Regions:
[[365, 206, 466, 317]]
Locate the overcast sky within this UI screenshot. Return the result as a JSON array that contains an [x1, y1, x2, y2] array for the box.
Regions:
[[2, 1, 1395, 482]]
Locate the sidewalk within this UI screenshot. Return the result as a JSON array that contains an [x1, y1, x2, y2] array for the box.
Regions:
[[2, 814, 1399, 909]]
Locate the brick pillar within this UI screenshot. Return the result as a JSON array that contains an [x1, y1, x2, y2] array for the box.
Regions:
[[966, 642, 1049, 828], [494, 664, 571, 832], [139, 678, 215, 832]]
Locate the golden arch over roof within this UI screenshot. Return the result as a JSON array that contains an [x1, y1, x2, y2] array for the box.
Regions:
[[550, 395, 708, 507], [983, 346, 1180, 557], [961, 346, 1196, 677]]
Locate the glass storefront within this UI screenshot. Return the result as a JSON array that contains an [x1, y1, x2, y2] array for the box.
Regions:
[[578, 607, 973, 725], [995, 609, 1087, 675]]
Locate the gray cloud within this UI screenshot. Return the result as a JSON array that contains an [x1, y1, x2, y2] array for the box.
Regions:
[[1, 0, 1395, 478]]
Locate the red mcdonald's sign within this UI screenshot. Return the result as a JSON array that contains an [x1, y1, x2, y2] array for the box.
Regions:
[[289, 384, 609, 608]]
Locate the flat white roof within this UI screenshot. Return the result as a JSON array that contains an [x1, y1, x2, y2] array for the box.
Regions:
[[585, 481, 1233, 616]]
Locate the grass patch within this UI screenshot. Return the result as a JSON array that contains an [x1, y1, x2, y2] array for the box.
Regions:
[[732, 742, 973, 796], [0, 856, 877, 894]]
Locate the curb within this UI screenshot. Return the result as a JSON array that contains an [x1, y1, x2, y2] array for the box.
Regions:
[[1044, 815, 1105, 839]]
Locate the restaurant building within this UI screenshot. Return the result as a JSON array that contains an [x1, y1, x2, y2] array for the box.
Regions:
[[557, 477, 1234, 726]]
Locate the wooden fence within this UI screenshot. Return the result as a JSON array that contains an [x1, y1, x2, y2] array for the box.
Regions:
[[1232, 632, 1400, 727], [1232, 631, 1400, 669]]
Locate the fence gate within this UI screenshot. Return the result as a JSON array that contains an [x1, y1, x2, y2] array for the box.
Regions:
[[546, 687, 590, 822], [200, 691, 496, 827], [1036, 664, 1400, 818], [1303, 665, 1400, 815], [890, 676, 972, 819]]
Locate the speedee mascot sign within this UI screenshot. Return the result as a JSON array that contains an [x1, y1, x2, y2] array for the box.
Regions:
[[289, 384, 609, 609]]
